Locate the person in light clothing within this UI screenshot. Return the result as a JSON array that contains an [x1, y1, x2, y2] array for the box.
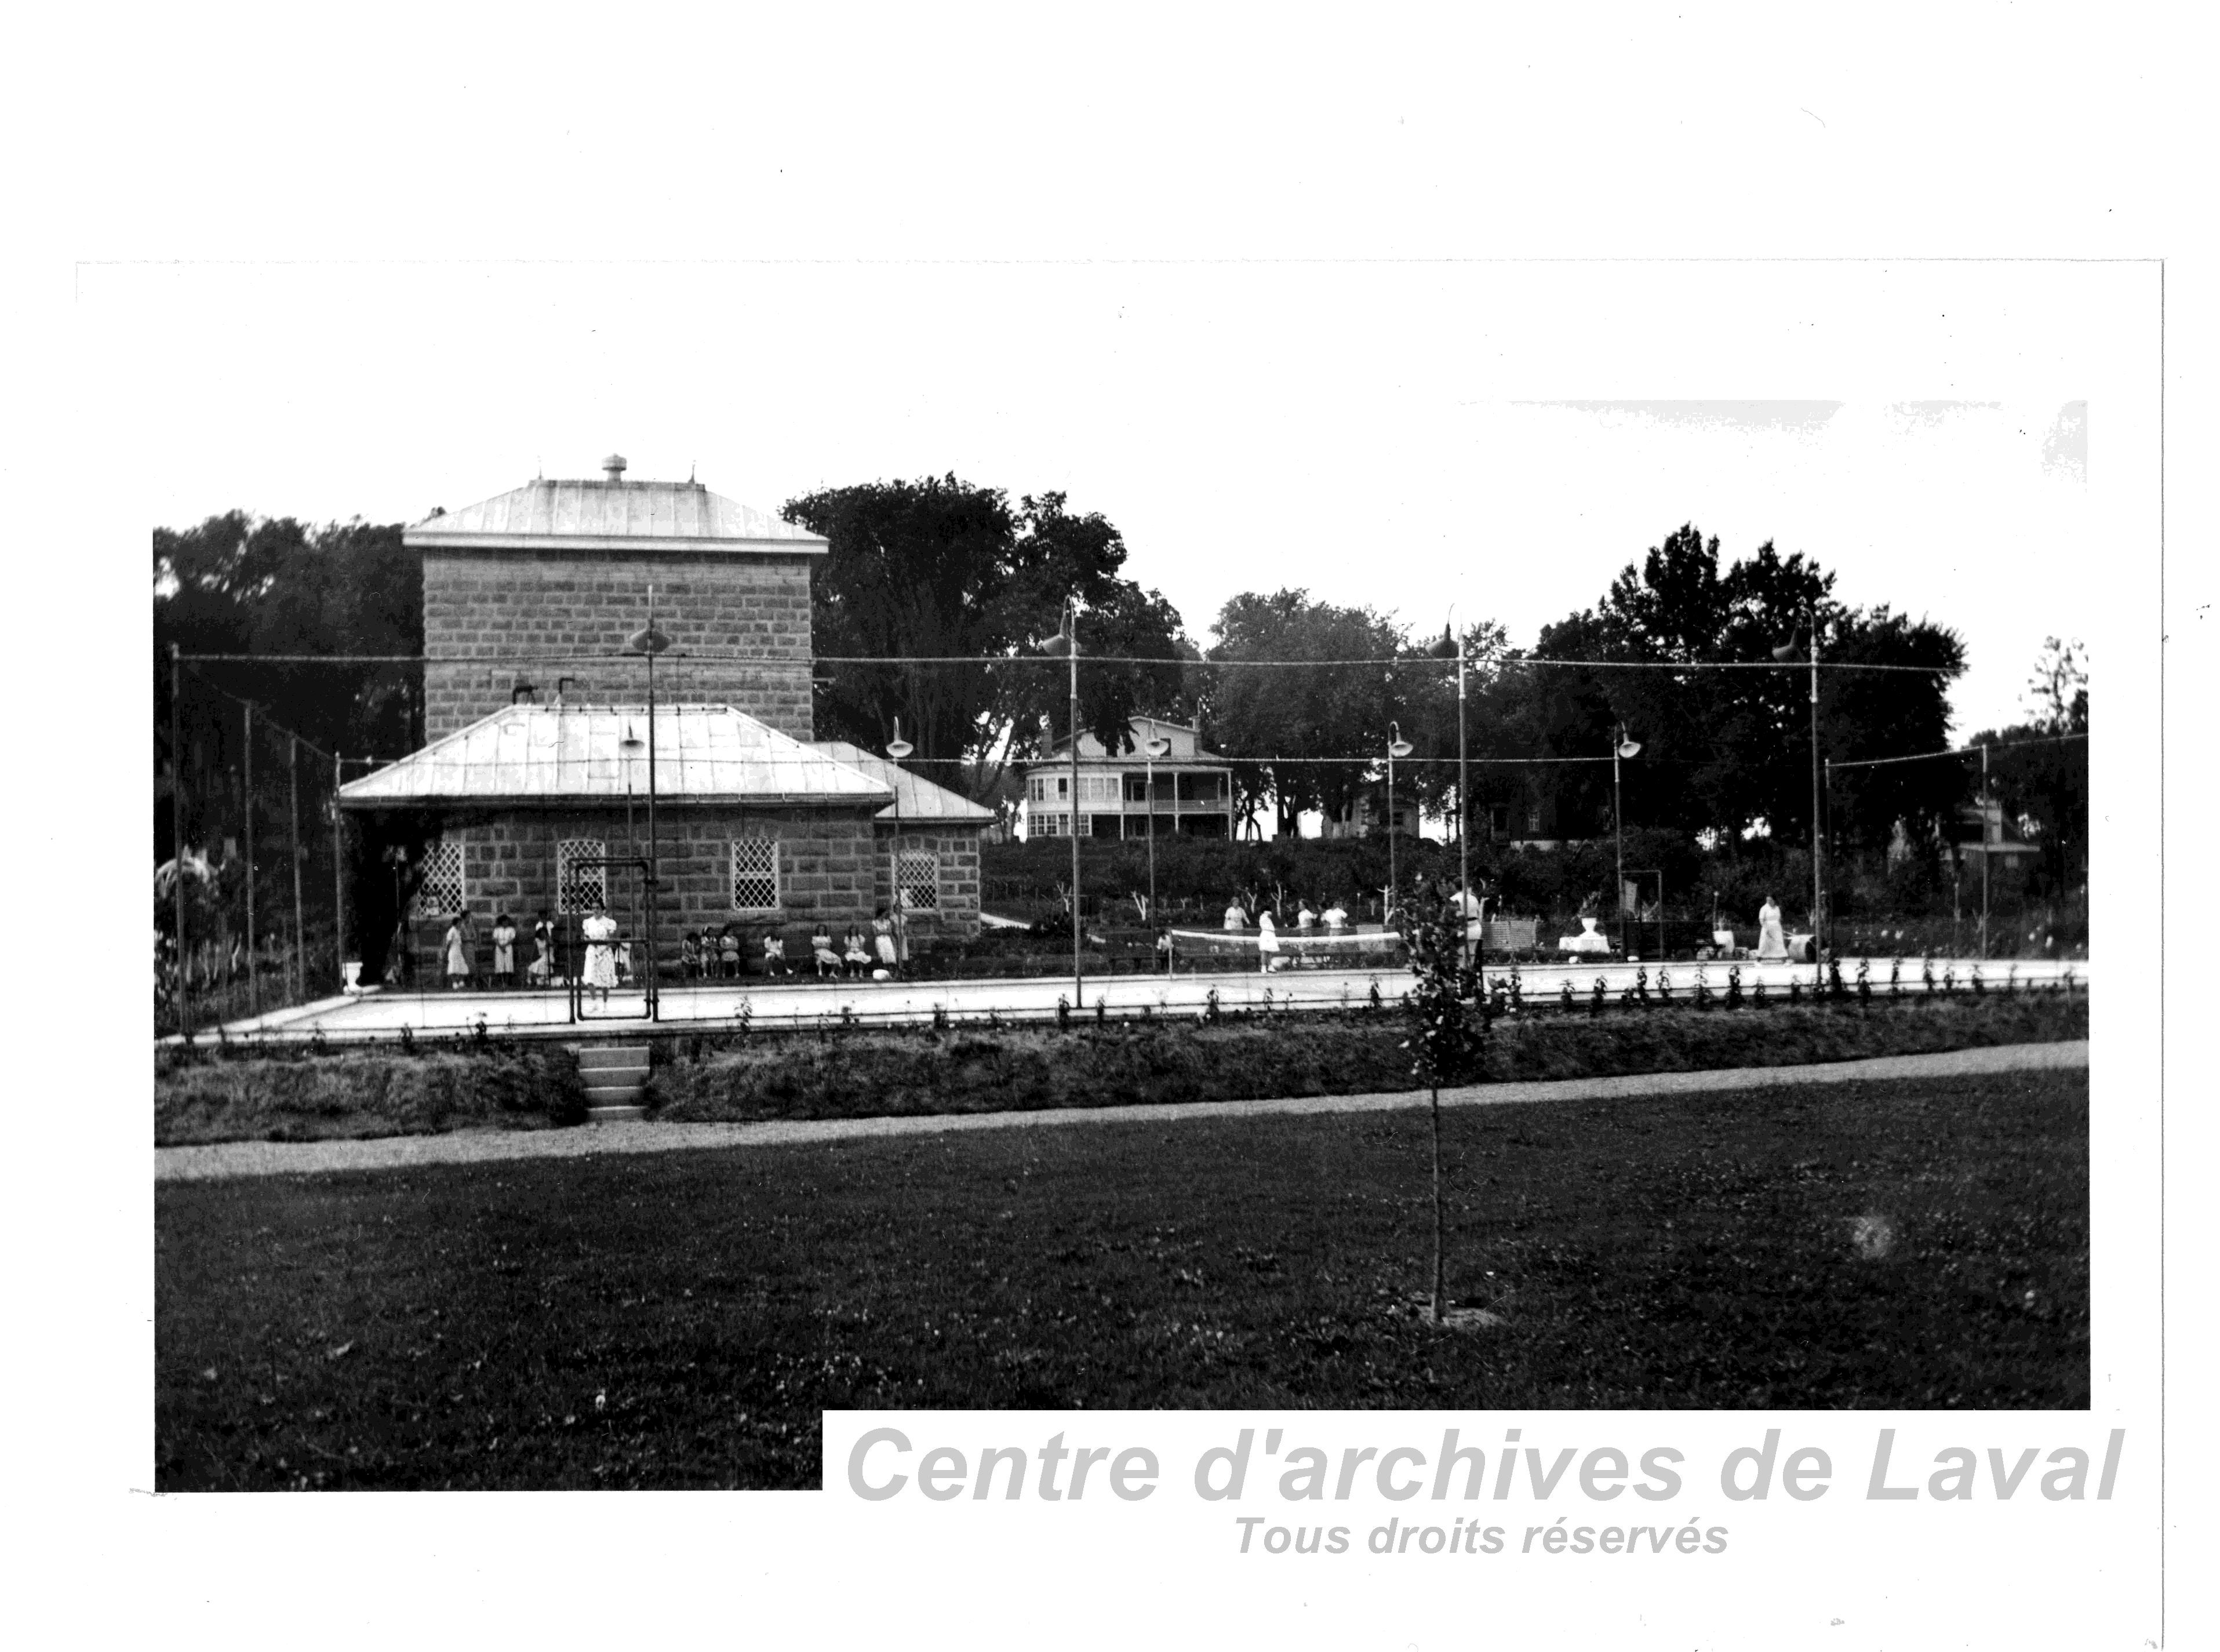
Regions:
[[1756, 895, 1788, 960], [443, 915, 472, 989], [1321, 901, 1349, 934], [491, 912, 518, 987], [581, 910, 619, 1001], [872, 907, 900, 976], [1257, 909, 1285, 971], [1224, 898, 1247, 931]]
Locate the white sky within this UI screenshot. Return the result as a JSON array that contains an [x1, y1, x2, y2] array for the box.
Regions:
[[99, 259, 2119, 738]]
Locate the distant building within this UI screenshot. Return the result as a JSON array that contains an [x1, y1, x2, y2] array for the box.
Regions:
[[1018, 716, 1234, 840], [339, 457, 991, 966], [1318, 790, 1422, 840]]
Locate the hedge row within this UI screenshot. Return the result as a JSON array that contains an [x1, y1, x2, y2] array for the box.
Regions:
[[155, 1046, 588, 1147], [649, 994, 2086, 1126]]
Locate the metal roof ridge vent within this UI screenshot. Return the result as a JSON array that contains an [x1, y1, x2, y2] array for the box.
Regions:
[[602, 453, 627, 484]]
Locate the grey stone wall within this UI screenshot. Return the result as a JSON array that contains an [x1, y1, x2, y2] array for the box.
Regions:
[[421, 548, 816, 741]]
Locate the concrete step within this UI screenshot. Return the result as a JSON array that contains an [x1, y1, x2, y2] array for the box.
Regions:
[[574, 1044, 650, 1122], [577, 1065, 648, 1092], [577, 1045, 650, 1070]]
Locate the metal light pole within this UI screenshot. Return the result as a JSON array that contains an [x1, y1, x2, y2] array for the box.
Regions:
[[1386, 721, 1414, 924], [627, 589, 672, 1018], [1144, 732, 1170, 931], [1038, 602, 1084, 1008], [1774, 602, 1824, 977], [887, 719, 915, 967], [1428, 623, 1472, 973], [1979, 741, 1991, 960], [1613, 725, 1642, 956]]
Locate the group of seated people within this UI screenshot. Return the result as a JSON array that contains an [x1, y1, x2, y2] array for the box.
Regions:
[[677, 915, 901, 981]]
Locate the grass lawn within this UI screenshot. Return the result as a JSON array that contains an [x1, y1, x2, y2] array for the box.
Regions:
[[156, 1068, 2088, 1491]]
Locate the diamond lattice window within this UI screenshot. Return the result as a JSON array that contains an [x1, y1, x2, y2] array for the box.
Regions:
[[413, 840, 464, 916], [731, 839, 781, 912], [897, 850, 940, 911], [556, 838, 608, 914]]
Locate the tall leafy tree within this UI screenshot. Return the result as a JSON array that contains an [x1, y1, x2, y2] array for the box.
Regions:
[[1509, 525, 1965, 847], [1202, 591, 1411, 837], [154, 512, 422, 852], [1968, 637, 2089, 895], [785, 479, 1188, 798]]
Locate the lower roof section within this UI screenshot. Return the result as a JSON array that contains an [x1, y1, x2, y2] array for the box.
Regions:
[[338, 703, 894, 810]]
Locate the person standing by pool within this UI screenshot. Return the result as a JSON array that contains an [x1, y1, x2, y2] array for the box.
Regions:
[[872, 907, 900, 976], [1257, 908, 1283, 971], [443, 913, 472, 990], [1756, 894, 1788, 960], [491, 912, 518, 988], [581, 908, 620, 1002], [527, 912, 554, 987]]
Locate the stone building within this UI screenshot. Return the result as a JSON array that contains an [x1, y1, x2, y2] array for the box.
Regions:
[[340, 458, 989, 973], [413, 454, 821, 742]]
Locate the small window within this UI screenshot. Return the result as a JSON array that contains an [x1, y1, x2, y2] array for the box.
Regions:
[[897, 850, 939, 911], [731, 838, 780, 912], [556, 839, 607, 913], [414, 840, 464, 916]]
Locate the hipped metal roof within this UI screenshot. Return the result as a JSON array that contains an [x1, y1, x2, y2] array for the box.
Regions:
[[404, 478, 828, 555], [811, 741, 997, 824], [339, 704, 894, 809]]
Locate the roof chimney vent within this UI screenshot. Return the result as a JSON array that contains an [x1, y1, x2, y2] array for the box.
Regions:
[[602, 453, 628, 483]]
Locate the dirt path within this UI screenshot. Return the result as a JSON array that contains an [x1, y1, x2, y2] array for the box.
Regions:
[[155, 1039, 2088, 1185]]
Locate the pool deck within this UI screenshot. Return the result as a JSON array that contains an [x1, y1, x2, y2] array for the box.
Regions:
[[178, 954, 2086, 1045]]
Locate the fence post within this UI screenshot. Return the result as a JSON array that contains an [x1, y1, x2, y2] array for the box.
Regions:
[[244, 701, 257, 1018], [289, 734, 304, 1004], [333, 753, 347, 991], [169, 643, 188, 1035]]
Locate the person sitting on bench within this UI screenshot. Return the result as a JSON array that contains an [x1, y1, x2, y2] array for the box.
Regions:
[[760, 930, 792, 976], [811, 925, 841, 978]]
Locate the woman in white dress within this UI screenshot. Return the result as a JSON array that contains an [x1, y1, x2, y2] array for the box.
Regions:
[[871, 908, 900, 977], [491, 912, 517, 987], [1257, 909, 1283, 971], [443, 916, 471, 990], [581, 910, 620, 1000], [1755, 895, 1788, 960]]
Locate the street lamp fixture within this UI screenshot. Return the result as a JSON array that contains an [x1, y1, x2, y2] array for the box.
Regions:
[[885, 717, 914, 761], [1611, 725, 1641, 956], [1036, 603, 1083, 1008], [1427, 618, 1476, 983], [1386, 721, 1414, 925], [1144, 733, 1171, 940], [1771, 602, 1825, 974], [627, 589, 672, 1015]]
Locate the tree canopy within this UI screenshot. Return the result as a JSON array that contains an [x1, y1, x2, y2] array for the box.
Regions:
[[1968, 636, 2089, 895], [785, 478, 1189, 798], [155, 512, 423, 847], [1199, 591, 1412, 836], [1515, 525, 1966, 849]]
